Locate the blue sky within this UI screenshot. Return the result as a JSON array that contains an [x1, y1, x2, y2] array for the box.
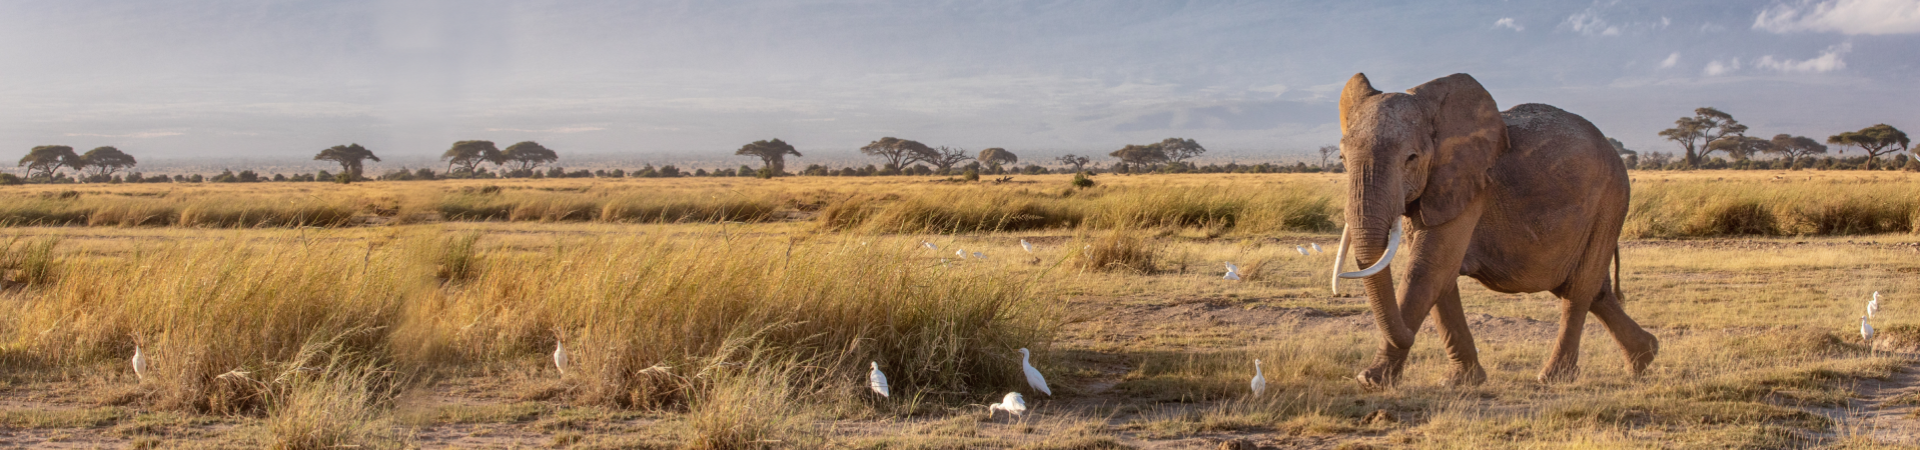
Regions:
[[1, 0, 1916, 165]]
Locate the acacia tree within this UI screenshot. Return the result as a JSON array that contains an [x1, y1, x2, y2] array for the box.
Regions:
[[313, 144, 380, 180], [859, 137, 936, 170], [1828, 124, 1910, 169], [1658, 107, 1747, 168], [1317, 145, 1340, 170], [1109, 144, 1168, 167], [977, 147, 1018, 167], [926, 146, 971, 173], [442, 140, 502, 175], [1055, 154, 1091, 172], [501, 141, 560, 172], [81, 146, 137, 178], [1765, 134, 1826, 167], [1607, 138, 1638, 168], [735, 138, 801, 175], [1706, 135, 1771, 161], [18, 145, 82, 179], [1156, 138, 1206, 163]]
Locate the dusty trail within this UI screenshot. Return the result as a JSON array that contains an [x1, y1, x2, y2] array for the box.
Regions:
[[1835, 354, 1920, 445]]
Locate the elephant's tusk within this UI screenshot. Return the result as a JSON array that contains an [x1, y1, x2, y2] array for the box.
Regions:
[[1338, 220, 1402, 280], [1330, 225, 1350, 295]]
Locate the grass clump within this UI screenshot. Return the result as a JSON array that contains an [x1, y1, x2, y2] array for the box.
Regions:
[[407, 233, 1057, 411], [1072, 229, 1160, 274], [8, 237, 418, 413], [601, 193, 777, 223], [263, 341, 406, 450]]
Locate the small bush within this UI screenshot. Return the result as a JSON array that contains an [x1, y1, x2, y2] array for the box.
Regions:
[[601, 195, 777, 224], [1071, 172, 1095, 188], [1684, 199, 1778, 237], [1073, 229, 1159, 274]]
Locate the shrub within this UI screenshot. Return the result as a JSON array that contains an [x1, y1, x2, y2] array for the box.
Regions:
[[1071, 172, 1095, 188], [1072, 229, 1159, 274]]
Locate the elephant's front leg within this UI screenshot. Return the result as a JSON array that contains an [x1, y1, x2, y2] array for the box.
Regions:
[[1357, 213, 1480, 388], [1430, 278, 1486, 386], [1355, 264, 1412, 389]]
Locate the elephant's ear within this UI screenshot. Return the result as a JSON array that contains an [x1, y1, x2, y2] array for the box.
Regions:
[[1338, 73, 1381, 135], [1407, 73, 1507, 227]]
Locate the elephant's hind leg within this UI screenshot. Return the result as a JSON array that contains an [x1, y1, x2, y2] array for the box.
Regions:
[[1591, 280, 1659, 376], [1540, 282, 1599, 383], [1431, 279, 1486, 386]]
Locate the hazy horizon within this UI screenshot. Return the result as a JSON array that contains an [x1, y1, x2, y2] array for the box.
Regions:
[[3, 0, 1916, 166]]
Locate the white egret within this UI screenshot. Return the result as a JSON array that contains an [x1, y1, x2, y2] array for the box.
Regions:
[[1224, 262, 1241, 281], [988, 392, 1027, 418], [973, 252, 987, 260], [923, 241, 938, 250], [1862, 316, 1875, 343], [131, 341, 147, 382], [956, 249, 967, 259], [1869, 291, 1881, 318], [868, 362, 890, 398], [1018, 348, 1052, 396], [553, 334, 569, 376], [1021, 239, 1034, 253], [1251, 359, 1266, 396], [1295, 245, 1308, 255], [1311, 243, 1323, 254]]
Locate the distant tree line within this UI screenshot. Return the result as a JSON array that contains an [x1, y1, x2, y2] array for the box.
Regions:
[[1639, 108, 1914, 171], [35, 117, 1901, 186]]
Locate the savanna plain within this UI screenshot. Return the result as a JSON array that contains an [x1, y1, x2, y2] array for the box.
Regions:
[[3, 171, 1920, 449]]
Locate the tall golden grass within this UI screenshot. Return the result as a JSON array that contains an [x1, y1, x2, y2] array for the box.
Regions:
[[1626, 177, 1919, 238], [2, 229, 1056, 424], [400, 232, 1055, 409], [6, 173, 1918, 238]]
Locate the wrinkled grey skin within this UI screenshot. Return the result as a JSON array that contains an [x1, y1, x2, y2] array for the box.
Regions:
[[1337, 73, 1659, 388]]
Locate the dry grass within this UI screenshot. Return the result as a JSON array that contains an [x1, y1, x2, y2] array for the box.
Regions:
[[13, 172, 1911, 238], [2, 171, 1918, 447]]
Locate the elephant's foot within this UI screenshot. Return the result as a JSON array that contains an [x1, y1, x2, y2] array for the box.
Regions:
[[1445, 363, 1486, 387], [1625, 333, 1659, 376], [1355, 349, 1409, 389], [1536, 362, 1580, 383], [1356, 363, 1403, 389]]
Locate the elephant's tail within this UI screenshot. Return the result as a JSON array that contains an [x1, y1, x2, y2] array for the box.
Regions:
[[1612, 244, 1623, 303]]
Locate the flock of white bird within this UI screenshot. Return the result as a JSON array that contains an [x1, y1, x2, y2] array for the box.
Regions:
[[1226, 240, 1327, 280]]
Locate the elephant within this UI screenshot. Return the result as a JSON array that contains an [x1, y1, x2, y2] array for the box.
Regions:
[[1328, 72, 1659, 387]]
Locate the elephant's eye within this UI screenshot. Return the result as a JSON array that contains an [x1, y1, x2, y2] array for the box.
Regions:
[[1406, 153, 1419, 163]]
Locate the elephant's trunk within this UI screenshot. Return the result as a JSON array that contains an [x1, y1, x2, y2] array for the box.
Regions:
[[1343, 200, 1415, 350]]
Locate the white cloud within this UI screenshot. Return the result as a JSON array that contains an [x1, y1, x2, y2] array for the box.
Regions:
[[1754, 43, 1852, 72], [1660, 52, 1680, 68], [482, 126, 607, 134], [1494, 17, 1524, 31], [1703, 58, 1741, 76], [1565, 9, 1622, 35], [1754, 0, 1920, 35], [1249, 84, 1290, 96], [63, 131, 184, 139]]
